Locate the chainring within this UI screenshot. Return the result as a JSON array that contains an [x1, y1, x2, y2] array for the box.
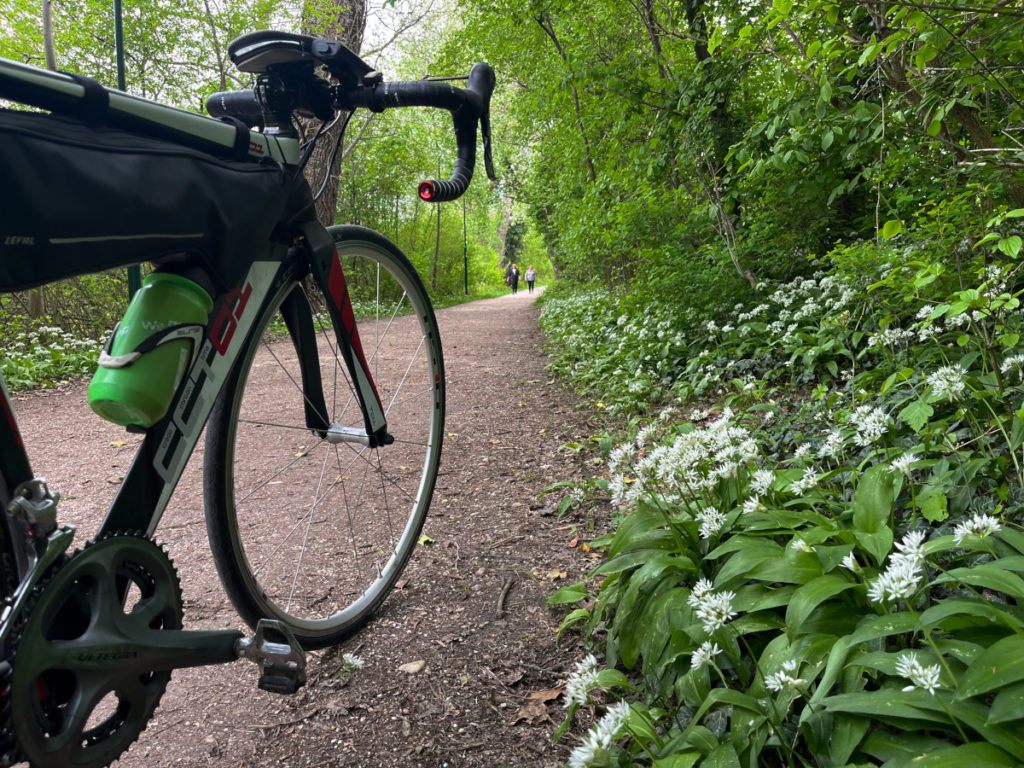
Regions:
[[7, 532, 183, 768]]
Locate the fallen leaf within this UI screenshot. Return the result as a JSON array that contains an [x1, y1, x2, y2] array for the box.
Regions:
[[545, 569, 567, 581], [568, 536, 579, 548], [418, 534, 435, 546], [107, 440, 126, 447], [510, 687, 563, 726], [398, 660, 426, 674], [529, 688, 563, 703]]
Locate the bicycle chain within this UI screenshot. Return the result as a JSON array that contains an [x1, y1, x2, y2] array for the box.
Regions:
[[0, 658, 18, 767], [1, 532, 181, 768]]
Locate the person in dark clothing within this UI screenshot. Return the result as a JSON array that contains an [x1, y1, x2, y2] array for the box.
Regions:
[[508, 263, 520, 295]]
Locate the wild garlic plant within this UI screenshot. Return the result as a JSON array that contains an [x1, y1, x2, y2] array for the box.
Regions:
[[544, 252, 1024, 766]]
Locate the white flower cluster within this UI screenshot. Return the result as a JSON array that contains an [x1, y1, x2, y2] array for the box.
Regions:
[[1000, 353, 1024, 382], [607, 408, 759, 509], [564, 654, 600, 708], [696, 506, 727, 539], [819, 430, 844, 458], [926, 364, 967, 401], [567, 701, 631, 768], [850, 405, 890, 446], [790, 467, 819, 496], [765, 659, 807, 692], [341, 653, 364, 669], [896, 652, 942, 695], [952, 513, 1002, 545], [750, 469, 775, 495], [867, 530, 927, 604], [688, 578, 738, 633], [736, 275, 855, 331], [690, 640, 721, 671], [867, 327, 914, 349], [889, 452, 916, 476]]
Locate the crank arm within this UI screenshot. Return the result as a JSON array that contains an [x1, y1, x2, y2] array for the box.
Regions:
[[130, 627, 245, 671], [0, 525, 75, 646]]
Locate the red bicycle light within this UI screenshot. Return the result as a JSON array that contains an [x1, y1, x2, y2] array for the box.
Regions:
[[418, 181, 436, 201]]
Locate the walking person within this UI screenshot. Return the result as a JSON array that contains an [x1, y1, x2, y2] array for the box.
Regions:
[[525, 265, 537, 294], [508, 263, 520, 295]]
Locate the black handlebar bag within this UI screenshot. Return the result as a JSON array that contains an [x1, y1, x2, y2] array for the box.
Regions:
[[0, 108, 292, 292]]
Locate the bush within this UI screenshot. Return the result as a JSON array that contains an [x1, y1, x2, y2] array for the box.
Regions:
[[542, 218, 1024, 766]]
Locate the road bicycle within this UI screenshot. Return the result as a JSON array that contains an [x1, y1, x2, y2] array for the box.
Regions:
[[0, 30, 494, 768]]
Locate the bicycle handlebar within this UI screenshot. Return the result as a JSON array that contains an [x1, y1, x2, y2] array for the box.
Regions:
[[206, 88, 263, 127], [205, 61, 496, 203]]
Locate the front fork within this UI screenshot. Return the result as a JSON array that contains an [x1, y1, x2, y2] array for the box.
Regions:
[[296, 220, 391, 447]]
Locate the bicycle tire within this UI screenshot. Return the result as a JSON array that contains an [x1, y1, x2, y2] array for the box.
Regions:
[[203, 226, 445, 649]]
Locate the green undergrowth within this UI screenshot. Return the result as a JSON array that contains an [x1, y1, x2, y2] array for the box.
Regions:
[[540, 217, 1024, 766], [0, 285, 505, 392]]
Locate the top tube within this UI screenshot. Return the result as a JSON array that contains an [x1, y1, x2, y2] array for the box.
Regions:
[[0, 57, 299, 166]]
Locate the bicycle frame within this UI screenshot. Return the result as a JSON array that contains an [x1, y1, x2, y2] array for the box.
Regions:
[[0, 218, 388, 619]]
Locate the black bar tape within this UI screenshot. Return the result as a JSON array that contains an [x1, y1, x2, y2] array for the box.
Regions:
[[205, 89, 263, 126]]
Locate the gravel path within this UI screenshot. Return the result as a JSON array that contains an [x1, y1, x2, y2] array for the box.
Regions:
[[8, 288, 607, 768]]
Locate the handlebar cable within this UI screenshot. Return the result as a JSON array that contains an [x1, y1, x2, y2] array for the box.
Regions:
[[311, 108, 355, 203]]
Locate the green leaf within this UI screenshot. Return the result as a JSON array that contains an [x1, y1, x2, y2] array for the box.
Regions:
[[848, 612, 921, 645], [785, 574, 857, 638], [693, 687, 767, 722], [595, 669, 629, 688], [653, 754, 700, 768], [920, 598, 1023, 632], [829, 715, 870, 766], [703, 743, 741, 768], [556, 608, 590, 639], [853, 465, 893, 533], [936, 564, 1024, 601], [899, 398, 934, 432], [958, 634, 1024, 698], [919, 489, 949, 522], [906, 742, 1020, 766], [989, 681, 1024, 724], [859, 730, 950, 762], [821, 690, 947, 724], [853, 465, 894, 564], [547, 581, 587, 605], [997, 235, 1023, 257], [881, 219, 904, 238]]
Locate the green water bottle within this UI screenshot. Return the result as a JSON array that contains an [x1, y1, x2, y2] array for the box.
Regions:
[[88, 271, 212, 428]]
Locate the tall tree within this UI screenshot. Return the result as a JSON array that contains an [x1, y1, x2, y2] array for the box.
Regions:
[[301, 0, 369, 225]]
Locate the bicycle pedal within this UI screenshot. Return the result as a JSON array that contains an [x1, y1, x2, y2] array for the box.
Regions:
[[235, 619, 307, 694]]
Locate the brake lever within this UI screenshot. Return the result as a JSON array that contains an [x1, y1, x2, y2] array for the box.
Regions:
[[481, 112, 496, 181]]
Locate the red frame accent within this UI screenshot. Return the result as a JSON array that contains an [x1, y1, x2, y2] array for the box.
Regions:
[[327, 251, 381, 403]]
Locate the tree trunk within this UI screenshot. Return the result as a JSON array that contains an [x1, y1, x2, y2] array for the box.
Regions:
[[29, 0, 58, 319], [497, 195, 514, 266], [301, 0, 369, 226], [535, 13, 598, 184]]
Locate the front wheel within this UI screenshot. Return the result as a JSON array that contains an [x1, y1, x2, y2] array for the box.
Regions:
[[204, 226, 445, 649]]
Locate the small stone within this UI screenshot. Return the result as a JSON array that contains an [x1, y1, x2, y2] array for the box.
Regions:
[[398, 660, 426, 674]]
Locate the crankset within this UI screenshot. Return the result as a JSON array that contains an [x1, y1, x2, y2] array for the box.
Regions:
[[1, 532, 309, 768], [4, 533, 237, 768]]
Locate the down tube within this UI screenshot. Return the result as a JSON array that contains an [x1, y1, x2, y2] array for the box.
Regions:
[[98, 260, 287, 537]]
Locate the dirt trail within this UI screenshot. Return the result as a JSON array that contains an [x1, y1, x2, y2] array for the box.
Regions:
[[9, 289, 606, 768]]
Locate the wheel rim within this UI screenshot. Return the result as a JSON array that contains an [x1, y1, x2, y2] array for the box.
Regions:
[[223, 240, 443, 639]]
